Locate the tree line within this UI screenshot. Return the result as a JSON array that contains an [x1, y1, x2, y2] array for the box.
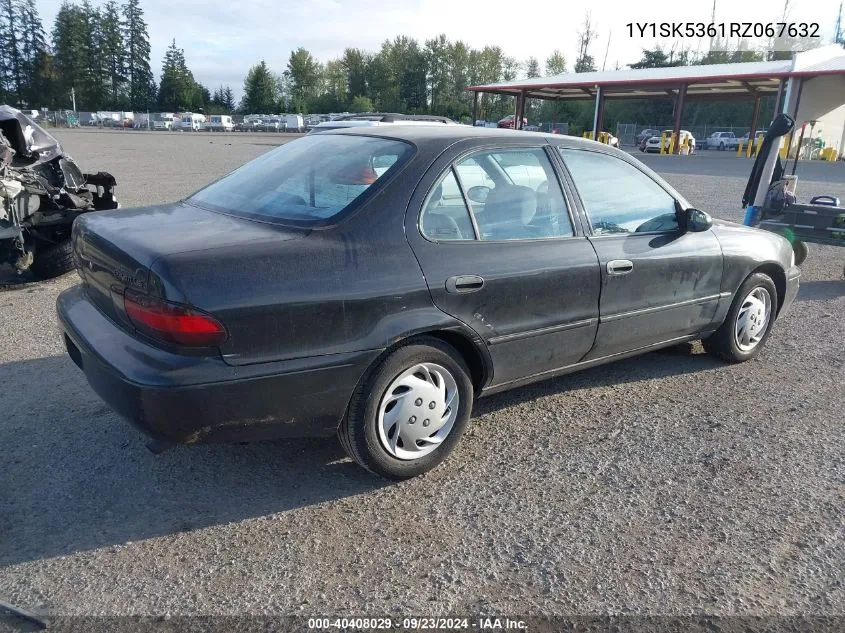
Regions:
[[0, 1, 816, 131]]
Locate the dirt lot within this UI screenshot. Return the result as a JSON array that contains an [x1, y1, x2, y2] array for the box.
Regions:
[[0, 130, 843, 618]]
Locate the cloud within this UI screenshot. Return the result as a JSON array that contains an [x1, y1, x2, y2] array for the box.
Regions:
[[38, 0, 840, 100]]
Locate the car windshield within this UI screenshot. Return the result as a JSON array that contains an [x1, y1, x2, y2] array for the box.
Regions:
[[189, 134, 413, 226]]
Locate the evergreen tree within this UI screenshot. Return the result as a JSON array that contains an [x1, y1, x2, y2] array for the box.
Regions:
[[52, 1, 88, 109], [122, 0, 154, 109], [80, 0, 105, 109], [525, 57, 540, 78], [17, 0, 47, 106], [0, 0, 23, 104], [158, 39, 196, 111], [101, 0, 126, 108], [221, 85, 235, 111], [241, 60, 277, 113]]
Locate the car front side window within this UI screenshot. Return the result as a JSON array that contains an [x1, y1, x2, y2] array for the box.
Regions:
[[559, 149, 679, 235]]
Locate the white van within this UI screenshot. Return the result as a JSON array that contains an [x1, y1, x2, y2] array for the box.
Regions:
[[176, 112, 206, 131], [285, 114, 304, 132], [153, 113, 174, 130], [205, 115, 234, 132]]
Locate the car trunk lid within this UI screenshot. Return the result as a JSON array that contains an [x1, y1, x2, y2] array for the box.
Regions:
[[74, 202, 305, 329]]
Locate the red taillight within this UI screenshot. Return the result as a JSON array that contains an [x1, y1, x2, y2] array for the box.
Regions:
[[124, 290, 227, 347]]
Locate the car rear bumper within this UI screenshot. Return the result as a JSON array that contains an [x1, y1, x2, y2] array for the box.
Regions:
[[57, 285, 381, 444]]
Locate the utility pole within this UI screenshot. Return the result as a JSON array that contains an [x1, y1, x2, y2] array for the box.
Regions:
[[71, 87, 77, 113], [836, 2, 844, 46], [602, 29, 612, 71]]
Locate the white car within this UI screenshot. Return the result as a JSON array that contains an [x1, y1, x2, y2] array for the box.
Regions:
[[644, 130, 695, 154], [704, 131, 739, 150]]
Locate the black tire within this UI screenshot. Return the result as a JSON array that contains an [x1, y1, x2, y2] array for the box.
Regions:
[[792, 240, 809, 266], [702, 272, 778, 363], [30, 239, 75, 280], [339, 337, 473, 479]]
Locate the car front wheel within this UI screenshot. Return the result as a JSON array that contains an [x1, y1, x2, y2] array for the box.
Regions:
[[703, 272, 778, 363], [339, 338, 473, 479]]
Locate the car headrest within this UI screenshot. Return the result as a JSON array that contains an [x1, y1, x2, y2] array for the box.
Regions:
[[484, 185, 537, 226]]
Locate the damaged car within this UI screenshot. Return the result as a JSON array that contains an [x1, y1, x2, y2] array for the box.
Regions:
[[0, 105, 117, 279]]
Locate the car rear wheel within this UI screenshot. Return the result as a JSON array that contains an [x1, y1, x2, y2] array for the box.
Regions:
[[339, 338, 473, 479], [703, 272, 777, 363]]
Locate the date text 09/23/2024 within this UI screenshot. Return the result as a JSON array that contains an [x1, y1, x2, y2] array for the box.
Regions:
[[626, 22, 820, 39], [307, 618, 527, 630]]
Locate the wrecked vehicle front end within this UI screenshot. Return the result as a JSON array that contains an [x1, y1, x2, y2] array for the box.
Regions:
[[0, 106, 117, 280]]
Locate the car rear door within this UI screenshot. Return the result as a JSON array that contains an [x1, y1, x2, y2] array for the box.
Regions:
[[556, 147, 724, 360], [405, 142, 601, 387]]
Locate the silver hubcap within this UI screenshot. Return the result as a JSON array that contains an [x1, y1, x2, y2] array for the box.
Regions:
[[377, 362, 459, 460], [735, 287, 772, 352]]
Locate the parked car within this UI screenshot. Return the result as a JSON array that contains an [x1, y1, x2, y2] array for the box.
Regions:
[[636, 128, 660, 149], [205, 115, 234, 132], [58, 127, 799, 479], [497, 114, 528, 129], [644, 130, 696, 154], [702, 131, 739, 150]]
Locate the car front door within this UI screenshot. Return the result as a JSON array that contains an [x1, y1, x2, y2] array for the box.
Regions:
[[406, 144, 601, 387], [557, 147, 724, 360]]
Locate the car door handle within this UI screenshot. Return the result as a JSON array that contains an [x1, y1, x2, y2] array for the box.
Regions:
[[445, 275, 485, 294], [607, 260, 634, 276]]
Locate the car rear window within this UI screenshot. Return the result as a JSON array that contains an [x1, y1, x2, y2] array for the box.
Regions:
[[188, 134, 413, 226]]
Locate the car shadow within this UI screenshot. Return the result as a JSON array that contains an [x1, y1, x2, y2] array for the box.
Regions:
[[1, 344, 720, 568], [796, 280, 845, 302], [472, 342, 721, 417], [0, 354, 389, 568]]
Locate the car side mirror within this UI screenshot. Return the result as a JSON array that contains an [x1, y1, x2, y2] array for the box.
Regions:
[[680, 207, 712, 232]]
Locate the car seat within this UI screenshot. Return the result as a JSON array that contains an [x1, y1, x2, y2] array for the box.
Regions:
[[480, 184, 537, 239]]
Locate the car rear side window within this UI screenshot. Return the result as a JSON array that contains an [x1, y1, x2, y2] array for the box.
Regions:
[[420, 169, 477, 241], [189, 134, 413, 226], [422, 148, 574, 242], [559, 149, 679, 235]]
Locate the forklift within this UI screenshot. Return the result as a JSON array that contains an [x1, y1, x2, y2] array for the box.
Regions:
[[743, 113, 845, 277]]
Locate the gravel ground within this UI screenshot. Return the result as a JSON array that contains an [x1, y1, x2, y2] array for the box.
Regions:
[[0, 130, 843, 619]]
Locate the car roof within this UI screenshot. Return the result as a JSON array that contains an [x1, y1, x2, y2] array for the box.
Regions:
[[318, 124, 610, 150]]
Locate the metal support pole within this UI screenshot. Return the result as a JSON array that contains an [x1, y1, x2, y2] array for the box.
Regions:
[[773, 78, 786, 119], [747, 95, 761, 157], [471, 91, 479, 125], [672, 84, 687, 155], [591, 86, 602, 140]]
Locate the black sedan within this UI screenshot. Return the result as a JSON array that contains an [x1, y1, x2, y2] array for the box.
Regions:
[[58, 127, 800, 479]]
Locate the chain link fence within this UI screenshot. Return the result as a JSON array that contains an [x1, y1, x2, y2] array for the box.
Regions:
[[616, 122, 762, 148]]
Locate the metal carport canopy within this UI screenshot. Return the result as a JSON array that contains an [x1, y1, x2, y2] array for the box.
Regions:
[[467, 60, 798, 101]]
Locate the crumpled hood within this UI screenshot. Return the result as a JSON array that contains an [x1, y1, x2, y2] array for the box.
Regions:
[[0, 105, 63, 166]]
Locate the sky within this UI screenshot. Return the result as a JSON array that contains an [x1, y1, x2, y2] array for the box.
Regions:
[[39, 0, 842, 100]]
